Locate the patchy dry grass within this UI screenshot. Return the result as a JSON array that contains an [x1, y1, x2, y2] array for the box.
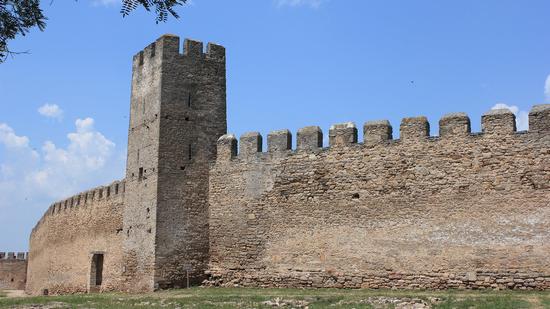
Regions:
[[0, 288, 548, 308], [0, 291, 5, 298]]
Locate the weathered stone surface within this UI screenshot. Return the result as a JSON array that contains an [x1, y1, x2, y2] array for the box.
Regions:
[[482, 109, 516, 134], [529, 104, 550, 133], [268, 130, 292, 153], [439, 113, 471, 137], [400, 116, 429, 140], [240, 132, 263, 156], [26, 181, 125, 295], [364, 120, 392, 144], [0, 252, 27, 290], [329, 122, 358, 146], [209, 118, 550, 290], [297, 126, 323, 150], [19, 35, 550, 295], [122, 35, 226, 291], [217, 134, 237, 161]]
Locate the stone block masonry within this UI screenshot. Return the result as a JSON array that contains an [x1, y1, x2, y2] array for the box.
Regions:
[[17, 35, 550, 294], [26, 180, 125, 295], [209, 106, 550, 290], [0, 252, 28, 290], [123, 34, 226, 291]]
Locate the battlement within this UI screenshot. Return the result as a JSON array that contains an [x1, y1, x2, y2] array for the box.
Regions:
[[32, 179, 126, 232], [132, 34, 225, 68], [0, 252, 28, 261], [218, 105, 550, 161]]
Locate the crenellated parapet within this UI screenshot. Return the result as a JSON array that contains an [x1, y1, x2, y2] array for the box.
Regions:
[[132, 34, 225, 70], [32, 179, 126, 232], [217, 105, 550, 162], [210, 104, 550, 291], [0, 252, 28, 261]]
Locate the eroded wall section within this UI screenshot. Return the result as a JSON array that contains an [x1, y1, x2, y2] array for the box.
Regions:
[[26, 180, 125, 295], [209, 106, 550, 290], [0, 253, 27, 290]]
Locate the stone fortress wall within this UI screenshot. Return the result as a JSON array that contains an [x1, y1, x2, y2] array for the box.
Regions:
[[25, 180, 126, 295], [0, 252, 28, 290], [122, 34, 226, 292], [12, 35, 550, 294], [209, 105, 550, 290]]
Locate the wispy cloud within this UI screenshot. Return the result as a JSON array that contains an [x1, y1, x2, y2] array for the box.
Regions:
[[491, 103, 529, 131], [38, 103, 64, 121], [275, 0, 327, 9], [92, 0, 120, 7], [545, 75, 550, 103]]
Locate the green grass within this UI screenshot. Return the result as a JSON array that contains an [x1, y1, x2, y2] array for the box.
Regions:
[[0, 291, 5, 298], [0, 288, 548, 308]]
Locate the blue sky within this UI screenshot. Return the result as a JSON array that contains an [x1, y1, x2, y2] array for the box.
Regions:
[[1, 0, 550, 251]]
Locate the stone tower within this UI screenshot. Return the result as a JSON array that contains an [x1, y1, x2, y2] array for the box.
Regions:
[[122, 35, 226, 291]]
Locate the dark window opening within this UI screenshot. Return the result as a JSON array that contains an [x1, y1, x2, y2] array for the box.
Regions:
[[10, 278, 14, 282], [138, 167, 144, 181], [185, 117, 190, 121], [180, 166, 186, 171], [187, 92, 192, 107], [352, 193, 360, 199], [90, 254, 104, 287], [188, 144, 192, 160], [106, 187, 110, 197], [115, 184, 119, 194]]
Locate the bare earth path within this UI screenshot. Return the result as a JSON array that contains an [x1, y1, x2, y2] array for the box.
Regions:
[[2, 290, 27, 298]]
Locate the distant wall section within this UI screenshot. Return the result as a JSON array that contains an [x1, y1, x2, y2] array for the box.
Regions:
[[209, 105, 550, 290], [26, 180, 125, 295], [0, 253, 27, 290]]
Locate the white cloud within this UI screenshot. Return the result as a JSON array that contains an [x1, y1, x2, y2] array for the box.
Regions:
[[275, 0, 327, 9], [491, 103, 529, 131], [0, 123, 32, 149], [0, 117, 124, 211], [92, 0, 120, 7], [38, 104, 63, 120], [545, 75, 550, 103]]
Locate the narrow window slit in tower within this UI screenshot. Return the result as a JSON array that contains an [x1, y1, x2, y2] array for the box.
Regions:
[[115, 184, 119, 194], [187, 92, 192, 108], [138, 167, 144, 181], [188, 144, 192, 160]]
